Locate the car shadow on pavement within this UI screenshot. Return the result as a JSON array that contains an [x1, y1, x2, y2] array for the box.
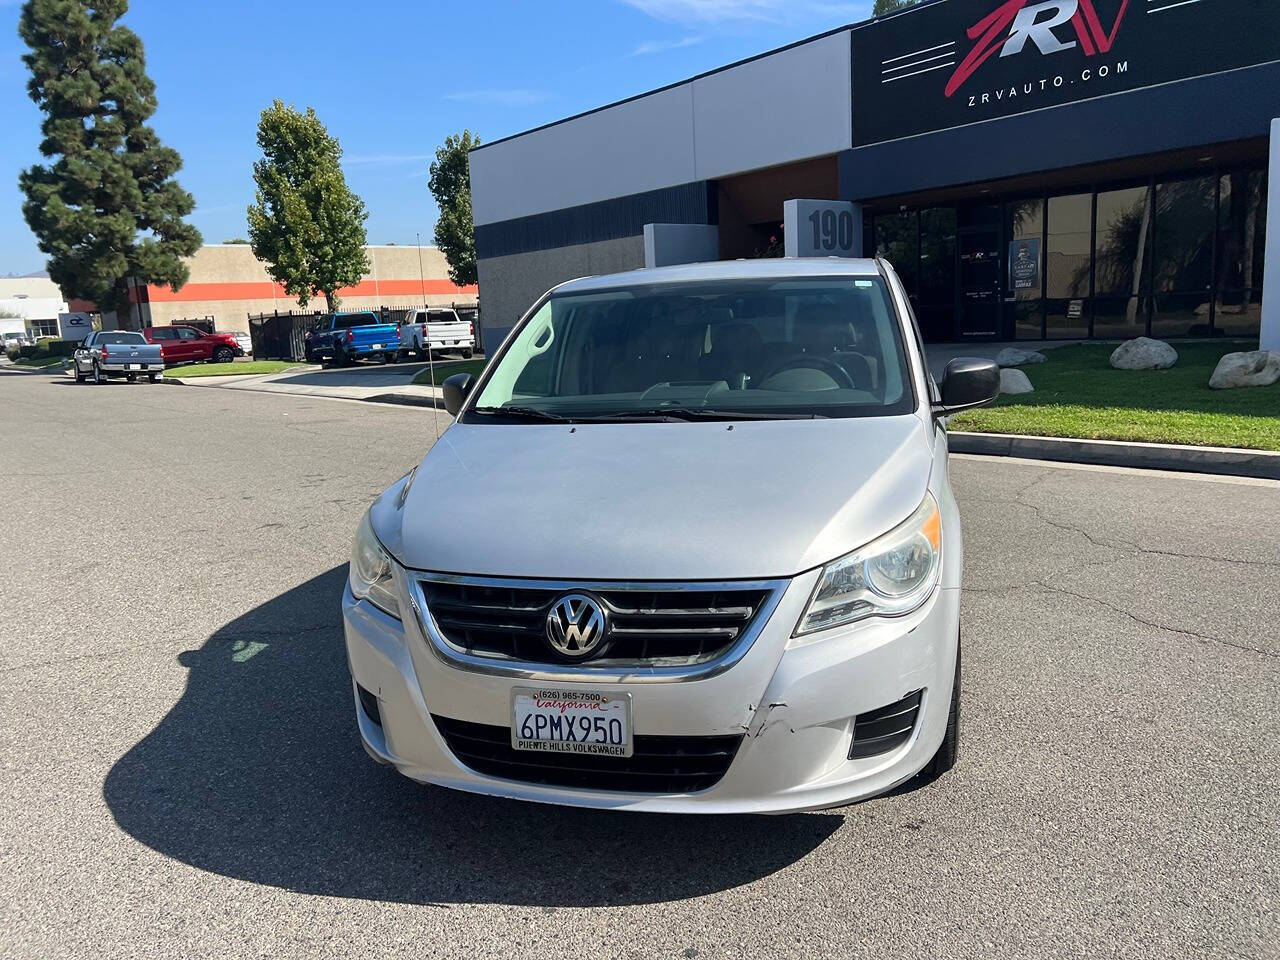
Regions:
[[103, 567, 843, 907]]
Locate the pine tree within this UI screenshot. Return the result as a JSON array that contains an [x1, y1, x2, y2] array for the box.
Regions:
[[18, 0, 202, 328], [428, 131, 480, 288], [247, 101, 369, 313]]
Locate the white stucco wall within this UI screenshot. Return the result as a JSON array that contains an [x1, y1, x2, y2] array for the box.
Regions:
[[470, 30, 853, 227]]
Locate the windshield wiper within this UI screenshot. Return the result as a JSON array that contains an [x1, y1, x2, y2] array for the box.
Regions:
[[587, 408, 828, 422], [471, 405, 573, 422]]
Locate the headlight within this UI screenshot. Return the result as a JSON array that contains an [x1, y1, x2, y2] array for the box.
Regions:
[[349, 511, 401, 619], [794, 493, 941, 637]]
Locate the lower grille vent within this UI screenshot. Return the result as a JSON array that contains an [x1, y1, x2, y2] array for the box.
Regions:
[[849, 689, 922, 759], [432, 715, 742, 793]]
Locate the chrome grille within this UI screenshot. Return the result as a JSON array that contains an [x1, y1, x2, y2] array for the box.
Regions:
[[414, 575, 780, 670]]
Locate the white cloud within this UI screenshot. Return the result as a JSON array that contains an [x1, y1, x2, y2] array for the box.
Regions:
[[629, 35, 704, 56], [621, 0, 865, 24], [442, 89, 550, 107]]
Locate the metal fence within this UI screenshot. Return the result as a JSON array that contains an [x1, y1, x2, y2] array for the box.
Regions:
[[246, 302, 481, 361]]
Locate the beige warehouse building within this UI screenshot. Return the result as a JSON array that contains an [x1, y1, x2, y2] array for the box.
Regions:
[[121, 244, 477, 332]]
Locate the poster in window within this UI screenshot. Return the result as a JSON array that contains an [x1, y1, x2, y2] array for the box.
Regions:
[[1008, 238, 1040, 291]]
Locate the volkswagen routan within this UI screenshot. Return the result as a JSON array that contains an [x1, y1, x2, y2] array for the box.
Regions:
[[342, 258, 999, 813]]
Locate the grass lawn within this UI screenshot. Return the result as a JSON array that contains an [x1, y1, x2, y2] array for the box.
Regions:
[[10, 356, 67, 369], [949, 342, 1280, 451], [411, 358, 486, 386], [165, 361, 308, 379]]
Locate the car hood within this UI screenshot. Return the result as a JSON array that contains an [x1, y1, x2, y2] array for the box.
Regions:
[[374, 414, 935, 581]]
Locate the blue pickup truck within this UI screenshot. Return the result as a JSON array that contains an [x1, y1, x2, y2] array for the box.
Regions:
[[304, 312, 401, 366]]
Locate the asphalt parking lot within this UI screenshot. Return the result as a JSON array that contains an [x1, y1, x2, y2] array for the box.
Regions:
[[2, 365, 1277, 960]]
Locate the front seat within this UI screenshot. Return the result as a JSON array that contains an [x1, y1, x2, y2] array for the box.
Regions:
[[698, 322, 763, 389]]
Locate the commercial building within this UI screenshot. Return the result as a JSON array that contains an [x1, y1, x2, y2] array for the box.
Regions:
[[116, 244, 477, 332], [0, 277, 68, 338], [469, 0, 1278, 352]]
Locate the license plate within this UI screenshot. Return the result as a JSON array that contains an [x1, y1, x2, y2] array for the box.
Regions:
[[512, 687, 632, 757], [126, 363, 139, 370], [371, 343, 383, 350]]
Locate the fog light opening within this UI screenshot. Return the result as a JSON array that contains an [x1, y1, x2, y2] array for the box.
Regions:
[[357, 684, 383, 727], [849, 689, 923, 759]]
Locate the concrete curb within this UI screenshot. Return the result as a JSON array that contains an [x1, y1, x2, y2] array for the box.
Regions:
[[362, 392, 444, 410], [949, 431, 1280, 480]]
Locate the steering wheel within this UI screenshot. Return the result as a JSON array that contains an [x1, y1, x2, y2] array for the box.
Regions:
[[760, 355, 856, 390]]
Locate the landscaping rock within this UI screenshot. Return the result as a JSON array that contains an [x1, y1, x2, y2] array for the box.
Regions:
[[995, 347, 1047, 367], [1208, 350, 1280, 390], [1110, 337, 1178, 370], [999, 368, 1034, 395]]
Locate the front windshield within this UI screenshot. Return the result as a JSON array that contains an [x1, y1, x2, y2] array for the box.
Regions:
[[467, 276, 915, 422]]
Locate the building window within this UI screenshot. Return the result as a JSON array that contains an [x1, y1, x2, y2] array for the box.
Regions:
[[30, 318, 57, 338], [1046, 192, 1091, 338], [873, 210, 918, 293], [1152, 174, 1216, 337], [1093, 183, 1151, 339], [1006, 198, 1044, 340], [1216, 169, 1267, 338]]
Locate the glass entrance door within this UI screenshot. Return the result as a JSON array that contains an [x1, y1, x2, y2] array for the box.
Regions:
[[956, 204, 1002, 339]]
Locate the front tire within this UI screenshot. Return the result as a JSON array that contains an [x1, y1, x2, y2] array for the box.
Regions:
[[74, 363, 85, 383], [92, 362, 104, 385], [919, 641, 960, 782], [148, 373, 159, 383], [213, 346, 235, 364]]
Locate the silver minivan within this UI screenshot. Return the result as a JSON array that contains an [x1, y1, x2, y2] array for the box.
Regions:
[[342, 259, 999, 813]]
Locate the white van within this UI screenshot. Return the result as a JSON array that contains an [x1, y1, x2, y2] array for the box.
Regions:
[[342, 259, 999, 813]]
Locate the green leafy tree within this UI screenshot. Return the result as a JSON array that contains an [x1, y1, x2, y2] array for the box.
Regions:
[[17, 0, 202, 328], [247, 101, 369, 312], [427, 131, 480, 288], [873, 0, 919, 15]]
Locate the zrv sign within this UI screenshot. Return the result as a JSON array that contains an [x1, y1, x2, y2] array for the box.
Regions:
[[852, 0, 1280, 145]]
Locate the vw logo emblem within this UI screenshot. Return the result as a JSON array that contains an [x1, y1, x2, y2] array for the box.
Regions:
[[545, 593, 608, 659]]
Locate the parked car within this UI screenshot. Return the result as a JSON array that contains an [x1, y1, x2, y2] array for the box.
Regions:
[[305, 312, 400, 366], [3, 331, 34, 351], [231, 331, 252, 356], [341, 258, 1000, 813], [143, 325, 243, 365], [73, 330, 165, 383], [400, 308, 475, 360]]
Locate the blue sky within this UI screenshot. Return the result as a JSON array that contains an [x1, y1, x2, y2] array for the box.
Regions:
[[1, 0, 871, 274]]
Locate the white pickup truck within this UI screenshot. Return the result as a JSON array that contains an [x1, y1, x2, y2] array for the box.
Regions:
[[400, 308, 475, 360]]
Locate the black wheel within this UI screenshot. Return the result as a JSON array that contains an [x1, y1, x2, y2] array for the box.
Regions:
[[74, 363, 85, 383], [462, 348, 474, 359], [919, 641, 960, 782], [213, 346, 235, 363], [92, 361, 104, 385], [305, 347, 317, 364], [148, 373, 159, 383], [126, 373, 136, 382]]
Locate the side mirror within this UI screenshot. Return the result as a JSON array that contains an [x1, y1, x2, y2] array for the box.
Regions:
[[934, 357, 1000, 414], [441, 372, 474, 416]]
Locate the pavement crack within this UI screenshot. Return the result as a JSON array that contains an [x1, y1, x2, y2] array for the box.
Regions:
[[959, 495, 1280, 569], [967, 581, 1279, 661]]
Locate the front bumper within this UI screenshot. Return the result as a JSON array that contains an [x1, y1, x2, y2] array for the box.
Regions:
[[343, 573, 960, 814]]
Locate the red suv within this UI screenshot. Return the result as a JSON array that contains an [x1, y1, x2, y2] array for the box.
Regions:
[[143, 326, 244, 365]]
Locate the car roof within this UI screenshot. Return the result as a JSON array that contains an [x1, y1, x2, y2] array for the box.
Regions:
[[554, 257, 884, 295]]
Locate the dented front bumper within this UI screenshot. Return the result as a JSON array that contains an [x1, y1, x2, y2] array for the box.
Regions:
[[343, 570, 959, 814]]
